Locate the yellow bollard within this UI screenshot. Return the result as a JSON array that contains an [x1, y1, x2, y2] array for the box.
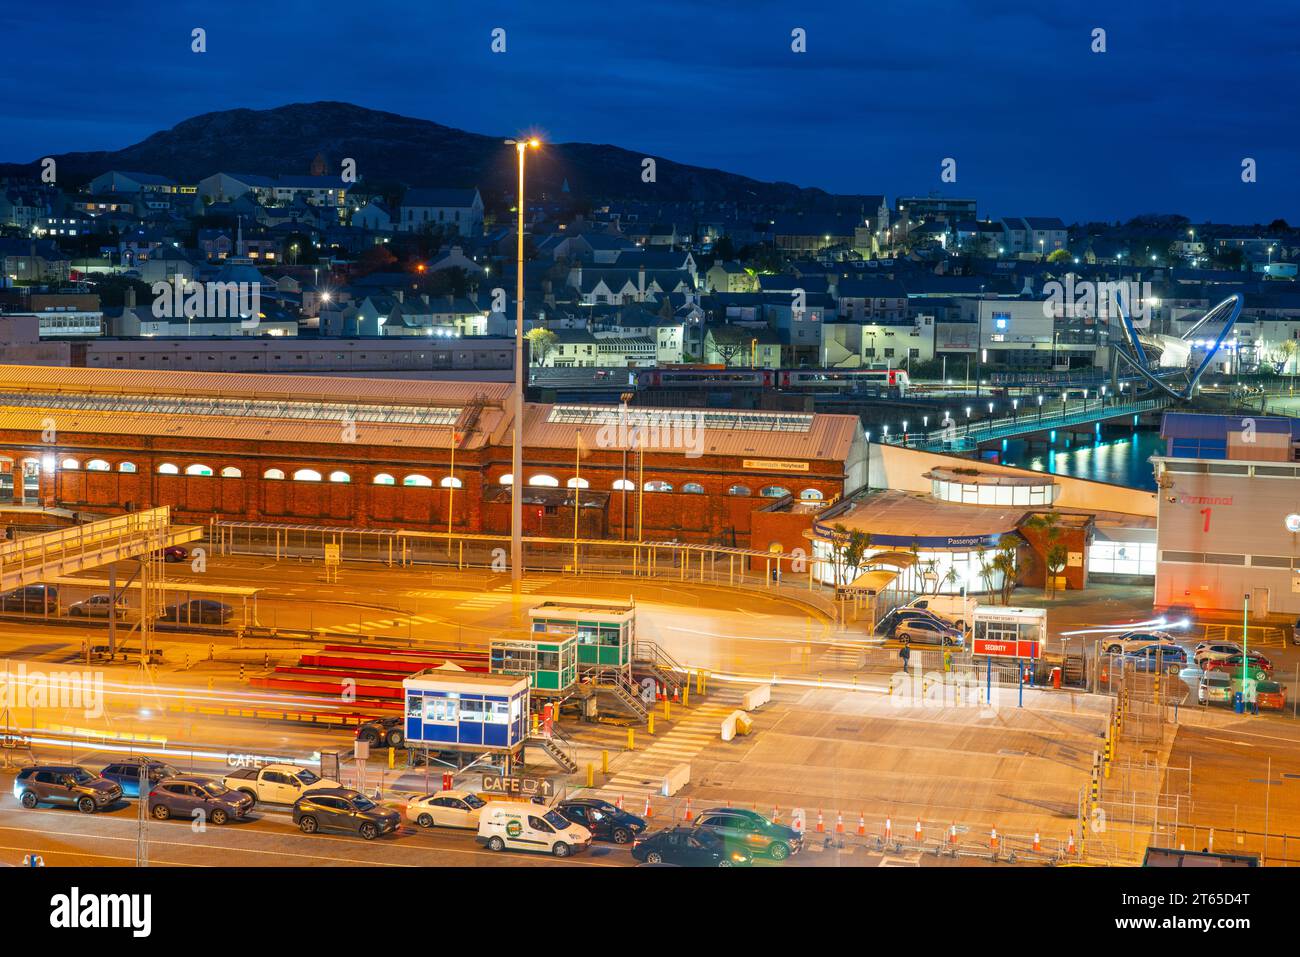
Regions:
[[663, 698, 671, 720], [531, 713, 539, 735], [648, 713, 655, 735], [586, 763, 594, 787], [601, 749, 609, 774], [388, 746, 394, 769], [626, 728, 635, 751], [682, 682, 690, 708]]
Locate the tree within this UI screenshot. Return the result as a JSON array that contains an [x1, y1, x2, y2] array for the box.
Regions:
[[355, 245, 398, 277], [990, 534, 1021, 605], [826, 523, 871, 587], [1045, 543, 1069, 598], [1047, 248, 1072, 264], [526, 327, 558, 366]]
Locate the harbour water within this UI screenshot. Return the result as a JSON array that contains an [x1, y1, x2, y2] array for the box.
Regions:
[[996, 429, 1163, 491]]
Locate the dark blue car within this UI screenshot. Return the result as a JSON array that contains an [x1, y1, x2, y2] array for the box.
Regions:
[[100, 758, 182, 798], [557, 798, 647, 844]]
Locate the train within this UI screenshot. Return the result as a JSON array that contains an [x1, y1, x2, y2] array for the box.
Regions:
[[636, 366, 910, 396]]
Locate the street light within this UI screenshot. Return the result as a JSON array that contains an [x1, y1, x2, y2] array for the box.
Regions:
[[505, 136, 540, 594]]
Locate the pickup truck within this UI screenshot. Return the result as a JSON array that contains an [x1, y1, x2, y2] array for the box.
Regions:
[[222, 764, 341, 808]]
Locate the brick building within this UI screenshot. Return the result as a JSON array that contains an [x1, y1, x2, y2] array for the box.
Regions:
[[0, 366, 867, 547]]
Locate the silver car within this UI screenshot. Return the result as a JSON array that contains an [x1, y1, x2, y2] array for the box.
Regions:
[[69, 594, 128, 618], [13, 765, 122, 813]]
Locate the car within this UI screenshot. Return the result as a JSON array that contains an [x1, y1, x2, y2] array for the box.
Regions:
[[0, 584, 58, 613], [1198, 673, 1286, 710], [356, 716, 405, 749], [12, 765, 121, 813], [99, 759, 181, 798], [631, 827, 752, 867], [906, 595, 977, 631], [69, 594, 128, 618], [159, 546, 189, 563], [895, 615, 965, 647], [1101, 630, 1176, 655], [1256, 680, 1287, 711], [1116, 644, 1186, 673], [148, 775, 254, 825], [556, 798, 647, 844], [159, 599, 233, 625], [692, 807, 802, 860], [1204, 652, 1273, 681], [223, 763, 342, 807], [876, 607, 962, 643], [1197, 671, 1233, 705], [476, 801, 592, 857], [1193, 642, 1243, 667], [293, 788, 401, 840], [405, 789, 487, 829]]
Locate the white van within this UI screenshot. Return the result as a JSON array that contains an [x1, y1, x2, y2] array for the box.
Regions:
[[476, 800, 593, 857], [908, 595, 978, 631]]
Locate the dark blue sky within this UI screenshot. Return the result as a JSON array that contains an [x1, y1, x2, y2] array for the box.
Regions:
[[3, 0, 1296, 223]]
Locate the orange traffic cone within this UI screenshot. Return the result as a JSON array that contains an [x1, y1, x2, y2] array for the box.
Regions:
[[885, 817, 892, 843], [644, 796, 653, 819], [948, 822, 957, 845], [857, 812, 866, 837], [835, 812, 845, 837], [772, 805, 781, 824], [683, 799, 693, 823], [816, 809, 825, 833], [990, 828, 999, 850], [615, 794, 624, 811], [914, 819, 922, 842], [1067, 829, 1076, 855]]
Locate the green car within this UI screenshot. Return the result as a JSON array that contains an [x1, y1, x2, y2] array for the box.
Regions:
[[692, 807, 803, 861]]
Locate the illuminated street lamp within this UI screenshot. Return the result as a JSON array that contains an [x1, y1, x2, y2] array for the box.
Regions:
[[505, 136, 540, 594]]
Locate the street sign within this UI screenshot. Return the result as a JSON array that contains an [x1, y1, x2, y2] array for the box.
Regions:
[[354, 741, 370, 761], [482, 774, 555, 799], [324, 544, 341, 566]]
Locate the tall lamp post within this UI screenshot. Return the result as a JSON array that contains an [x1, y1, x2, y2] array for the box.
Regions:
[[506, 137, 540, 595]]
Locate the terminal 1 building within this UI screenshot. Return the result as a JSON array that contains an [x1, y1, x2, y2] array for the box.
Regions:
[[1153, 412, 1300, 616]]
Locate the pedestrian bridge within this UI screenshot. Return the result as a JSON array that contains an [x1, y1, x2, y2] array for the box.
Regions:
[[0, 507, 204, 592], [897, 397, 1171, 453]]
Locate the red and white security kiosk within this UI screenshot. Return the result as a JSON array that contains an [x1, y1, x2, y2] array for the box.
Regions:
[[971, 606, 1047, 661]]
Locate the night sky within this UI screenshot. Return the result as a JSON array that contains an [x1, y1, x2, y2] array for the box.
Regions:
[[2, 0, 1295, 224]]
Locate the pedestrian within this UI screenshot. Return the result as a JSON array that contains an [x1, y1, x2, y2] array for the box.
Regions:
[[1244, 678, 1259, 715], [943, 649, 952, 673], [899, 642, 911, 673]]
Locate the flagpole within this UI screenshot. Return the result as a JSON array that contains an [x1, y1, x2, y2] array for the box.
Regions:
[[447, 427, 456, 553], [573, 431, 581, 573], [636, 443, 645, 541]]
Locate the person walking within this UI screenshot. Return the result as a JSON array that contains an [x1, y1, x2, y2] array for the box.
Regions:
[[899, 642, 911, 674], [1244, 678, 1259, 716]]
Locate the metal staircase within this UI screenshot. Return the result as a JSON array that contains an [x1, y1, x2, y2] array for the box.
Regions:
[[534, 725, 579, 773], [590, 668, 649, 721], [634, 640, 687, 697]]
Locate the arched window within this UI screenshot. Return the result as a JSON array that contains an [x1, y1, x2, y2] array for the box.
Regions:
[[329, 471, 351, 483], [220, 466, 242, 478], [184, 464, 213, 476], [644, 480, 673, 492], [293, 469, 322, 482], [118, 462, 137, 473], [528, 474, 559, 487], [86, 459, 110, 472], [682, 482, 705, 494], [612, 479, 635, 491], [373, 473, 395, 485], [439, 476, 463, 489], [498, 473, 514, 486], [760, 485, 791, 498], [157, 463, 179, 475], [727, 484, 751, 496], [263, 468, 285, 480], [60, 457, 80, 470], [799, 488, 824, 501], [403, 474, 433, 487], [566, 477, 590, 489]]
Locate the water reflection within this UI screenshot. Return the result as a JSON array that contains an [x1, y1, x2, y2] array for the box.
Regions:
[[997, 430, 1162, 491]]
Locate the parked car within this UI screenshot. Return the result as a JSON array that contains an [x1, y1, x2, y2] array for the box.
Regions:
[[148, 775, 253, 825], [159, 546, 189, 563], [1198, 673, 1286, 710], [1203, 652, 1273, 681], [1193, 641, 1243, 668], [12, 765, 121, 813], [895, 615, 965, 647], [223, 763, 341, 807], [692, 807, 801, 860], [1256, 680, 1287, 711], [405, 789, 486, 829], [1101, 630, 1176, 655], [159, 599, 233, 625], [69, 594, 128, 619], [1198, 671, 1233, 706], [476, 801, 592, 857], [556, 798, 647, 844], [0, 584, 58, 613], [907, 595, 977, 631], [631, 827, 752, 867], [99, 759, 181, 798], [1117, 644, 1186, 674], [293, 788, 400, 840]]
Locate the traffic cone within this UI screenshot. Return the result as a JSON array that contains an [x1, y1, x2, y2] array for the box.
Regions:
[[683, 799, 693, 823], [1067, 829, 1076, 855], [643, 796, 653, 819], [914, 819, 922, 842], [792, 809, 803, 832], [884, 817, 892, 843], [816, 809, 825, 833], [857, 812, 866, 837], [1033, 832, 1041, 852], [990, 828, 999, 850], [615, 794, 623, 811], [948, 822, 957, 845], [835, 811, 845, 837], [772, 805, 781, 824]]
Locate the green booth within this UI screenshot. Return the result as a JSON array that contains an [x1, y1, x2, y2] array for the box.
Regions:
[[489, 635, 578, 693], [529, 601, 635, 670]]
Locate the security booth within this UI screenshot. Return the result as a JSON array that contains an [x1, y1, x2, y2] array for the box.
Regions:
[[529, 601, 635, 670], [971, 606, 1047, 660], [490, 635, 578, 693], [402, 672, 530, 765]]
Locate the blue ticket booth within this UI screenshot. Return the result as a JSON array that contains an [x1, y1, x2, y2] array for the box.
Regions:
[[403, 671, 530, 754]]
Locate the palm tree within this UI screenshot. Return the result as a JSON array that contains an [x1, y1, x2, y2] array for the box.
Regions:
[[1023, 511, 1064, 598]]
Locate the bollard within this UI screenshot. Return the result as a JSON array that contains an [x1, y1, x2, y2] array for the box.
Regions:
[[601, 749, 609, 774], [626, 728, 635, 751], [209, 643, 214, 660], [388, 746, 395, 769], [682, 682, 690, 708], [663, 699, 671, 720], [647, 713, 655, 735], [586, 763, 594, 788], [531, 713, 539, 735], [239, 663, 245, 681]]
